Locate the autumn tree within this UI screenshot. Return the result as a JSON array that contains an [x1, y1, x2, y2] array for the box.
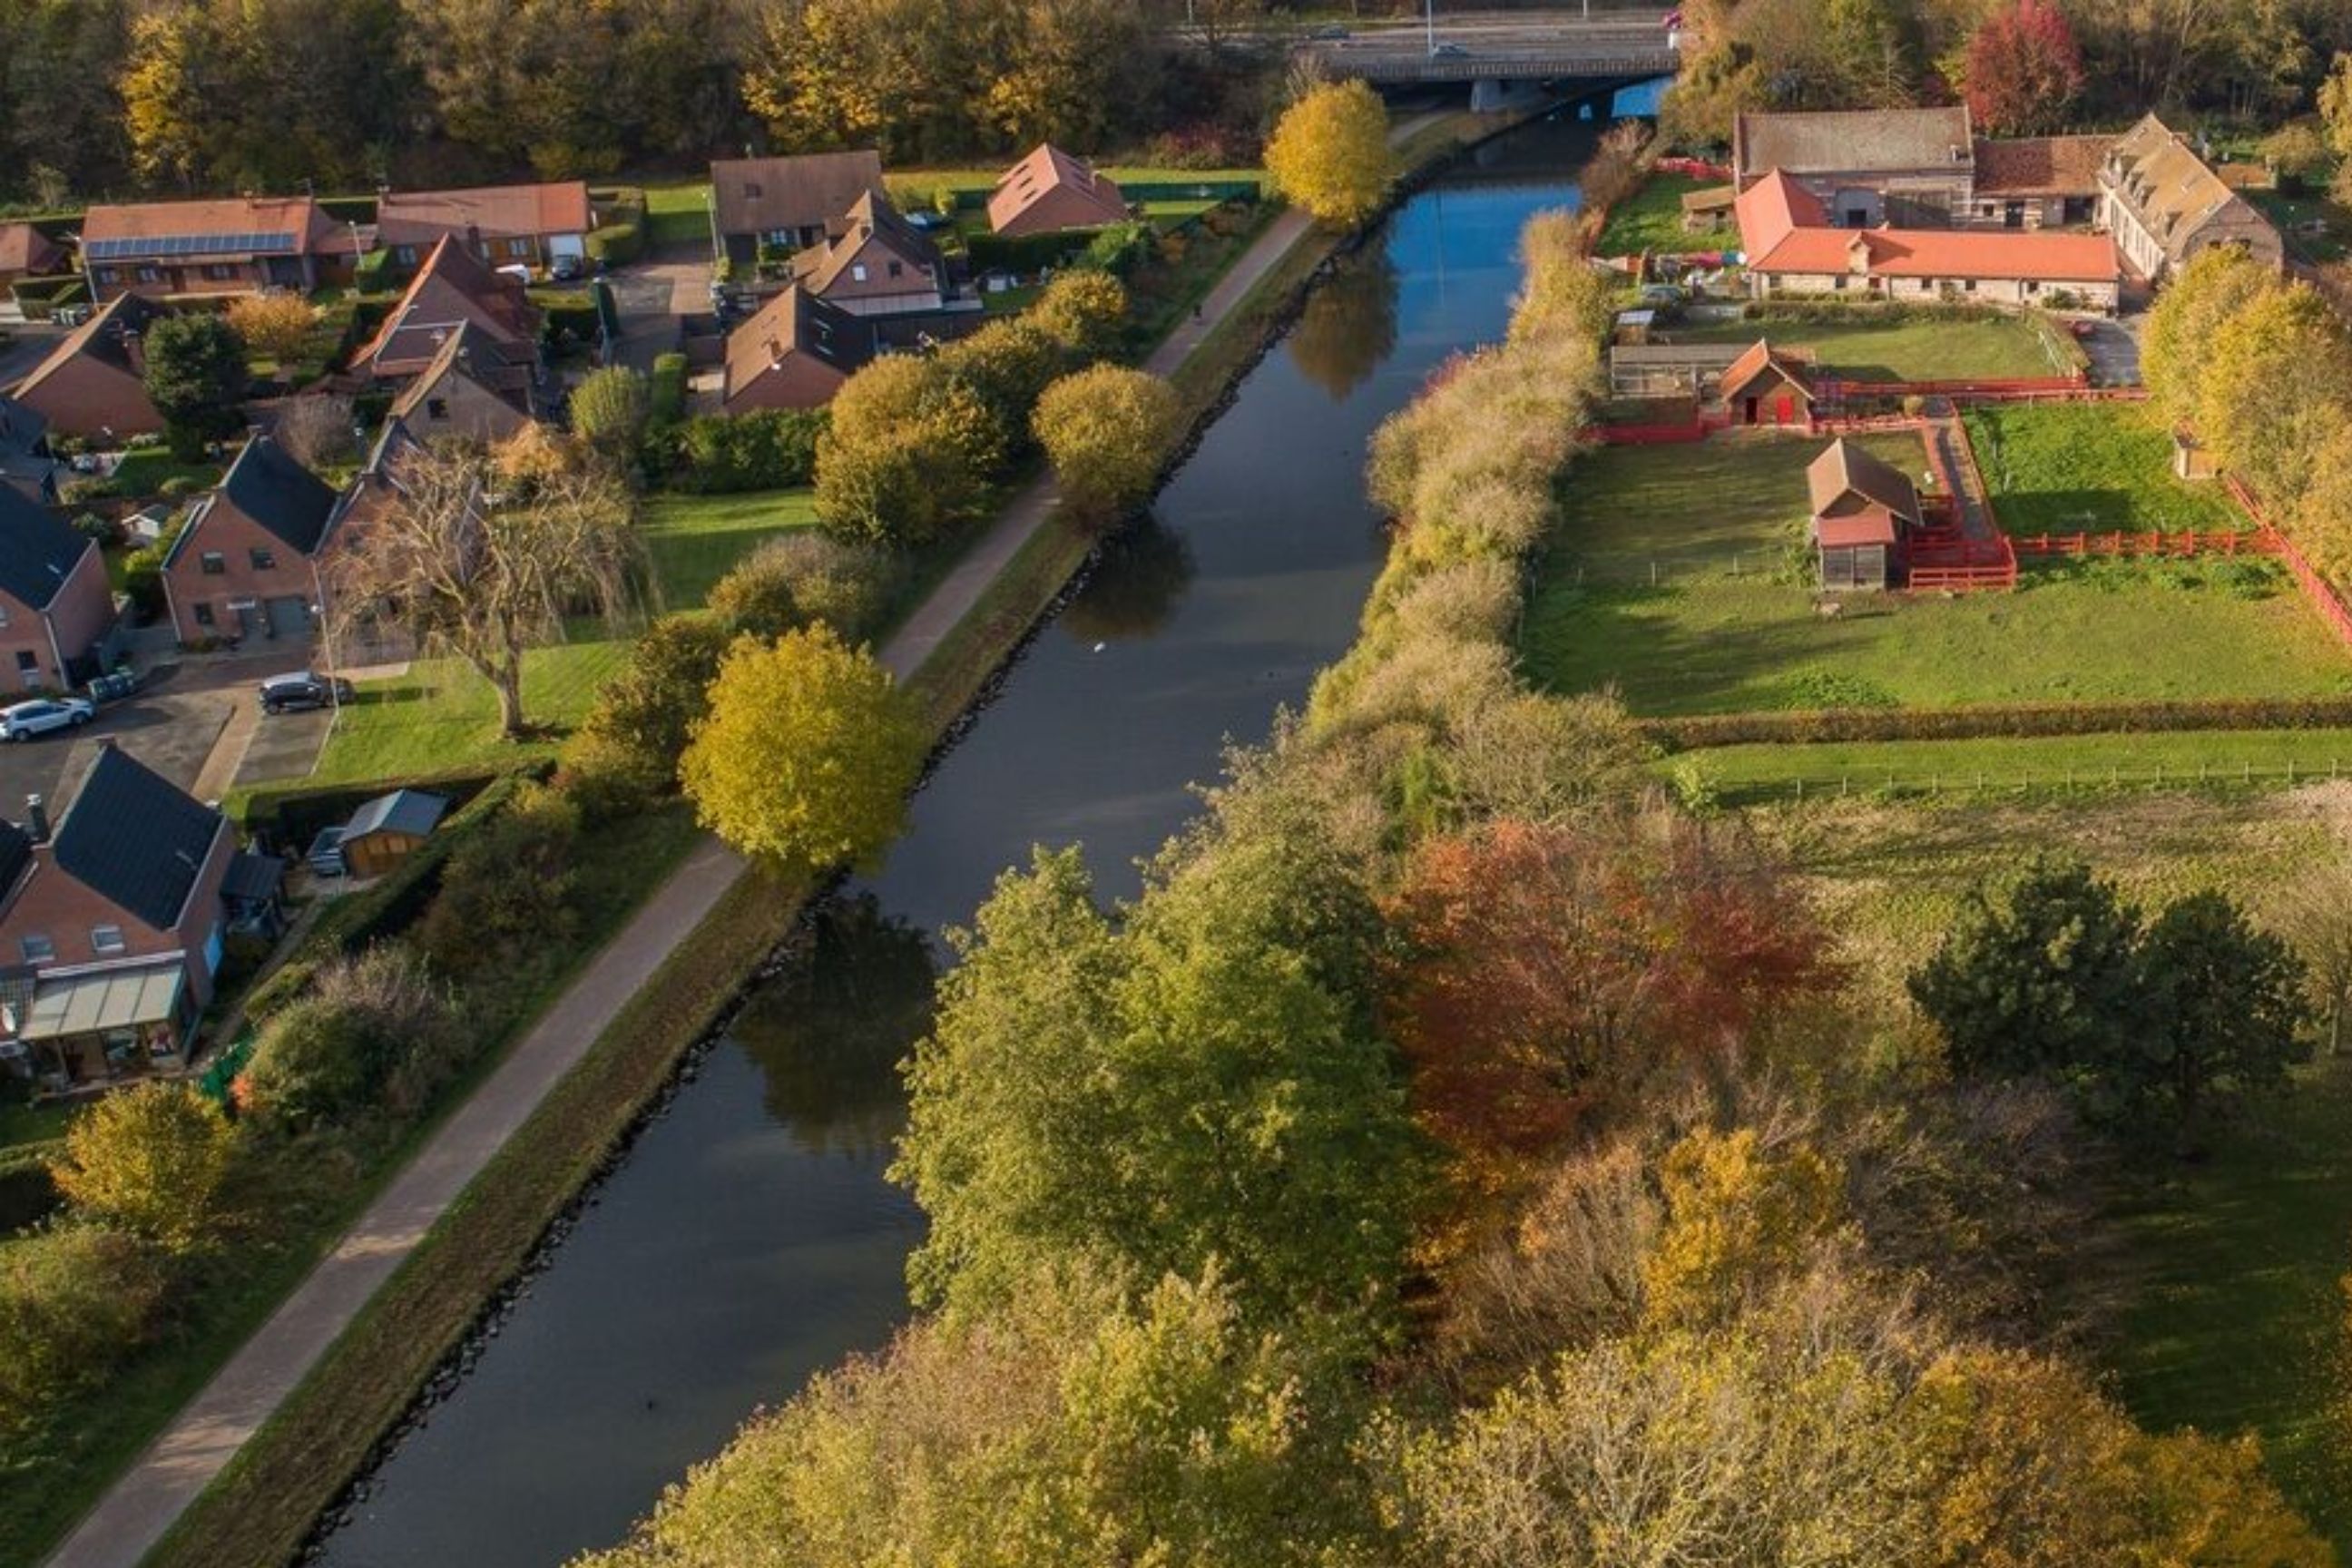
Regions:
[[2322, 52, 2352, 194], [981, 0, 1158, 150], [1639, 1128, 1846, 1330], [2200, 280, 2352, 512], [225, 292, 318, 367], [0, 1225, 170, 1433], [1266, 79, 1392, 228], [2141, 244, 2274, 429], [1034, 365, 1181, 525], [272, 393, 358, 471], [1963, 0, 2085, 136], [814, 354, 1004, 544], [565, 614, 735, 802], [326, 440, 640, 736], [1024, 270, 1129, 365], [48, 1083, 235, 1252], [142, 312, 248, 459], [0, 0, 133, 201], [680, 626, 927, 871]]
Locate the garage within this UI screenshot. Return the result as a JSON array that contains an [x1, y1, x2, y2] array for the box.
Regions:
[[264, 595, 312, 639]]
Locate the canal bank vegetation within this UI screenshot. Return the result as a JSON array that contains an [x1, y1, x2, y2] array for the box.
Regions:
[[571, 202, 2336, 1564]]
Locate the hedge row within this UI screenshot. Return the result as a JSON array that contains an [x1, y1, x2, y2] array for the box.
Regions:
[[966, 228, 1093, 274], [1642, 694, 2352, 750]]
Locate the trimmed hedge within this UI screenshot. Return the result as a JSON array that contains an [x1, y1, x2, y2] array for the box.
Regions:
[[1642, 694, 2352, 751], [649, 351, 688, 426], [966, 229, 1093, 274], [240, 767, 505, 850]]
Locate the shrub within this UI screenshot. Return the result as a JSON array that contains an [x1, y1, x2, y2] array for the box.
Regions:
[[965, 230, 1091, 274], [713, 532, 900, 642], [238, 946, 462, 1128], [648, 351, 688, 426], [563, 615, 732, 803], [46, 1083, 235, 1252], [418, 782, 582, 979], [225, 291, 317, 365], [71, 512, 114, 546], [672, 408, 826, 492], [156, 475, 200, 498], [0, 1225, 170, 1432], [584, 220, 643, 266], [570, 365, 651, 466]]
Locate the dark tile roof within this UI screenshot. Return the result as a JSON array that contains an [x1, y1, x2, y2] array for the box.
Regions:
[[724, 285, 877, 399], [711, 151, 886, 240], [221, 850, 285, 903], [0, 820, 29, 898], [214, 436, 338, 554], [343, 789, 447, 841], [53, 746, 221, 932], [0, 483, 93, 611]]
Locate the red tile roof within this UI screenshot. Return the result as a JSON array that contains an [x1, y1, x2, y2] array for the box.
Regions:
[[1971, 135, 2112, 197], [1738, 170, 2116, 283], [0, 223, 64, 276], [82, 195, 329, 253], [1814, 509, 1899, 548], [1718, 338, 1812, 403], [355, 236, 539, 375], [377, 182, 593, 247], [986, 143, 1128, 234]]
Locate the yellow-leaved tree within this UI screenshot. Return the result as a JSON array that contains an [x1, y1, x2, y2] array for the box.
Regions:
[[681, 626, 927, 872], [1265, 79, 1393, 228], [48, 1082, 235, 1252], [1034, 365, 1181, 525]]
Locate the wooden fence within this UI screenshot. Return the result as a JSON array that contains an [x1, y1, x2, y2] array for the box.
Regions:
[[1816, 373, 2090, 402], [2013, 529, 2280, 559], [2229, 475, 2352, 648]]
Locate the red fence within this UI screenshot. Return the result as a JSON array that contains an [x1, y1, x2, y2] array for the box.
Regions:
[[1585, 410, 1731, 446], [1655, 157, 1732, 181], [2013, 529, 2281, 560], [1816, 374, 2091, 402], [2228, 475, 2352, 649], [1908, 562, 2018, 591]]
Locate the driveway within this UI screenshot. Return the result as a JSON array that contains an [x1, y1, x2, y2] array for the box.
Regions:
[[0, 657, 275, 812], [605, 250, 711, 373], [2076, 316, 2141, 387]]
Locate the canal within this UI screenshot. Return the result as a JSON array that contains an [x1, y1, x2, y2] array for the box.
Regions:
[[313, 109, 1606, 1568]]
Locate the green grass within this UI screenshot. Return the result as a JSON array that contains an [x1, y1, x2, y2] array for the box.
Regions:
[[642, 488, 818, 609], [1595, 172, 1720, 257], [308, 641, 629, 786], [1681, 726, 2352, 801], [641, 181, 713, 249], [108, 450, 222, 498], [1663, 313, 2066, 382], [1965, 403, 2248, 537], [2252, 187, 2350, 265]]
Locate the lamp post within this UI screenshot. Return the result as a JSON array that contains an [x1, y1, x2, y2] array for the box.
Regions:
[[1426, 0, 1435, 54]]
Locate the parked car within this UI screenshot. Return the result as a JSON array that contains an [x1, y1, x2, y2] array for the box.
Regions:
[[257, 671, 355, 714], [549, 253, 585, 282], [1430, 40, 1468, 56], [0, 698, 93, 741], [1309, 24, 1349, 39], [306, 826, 348, 878]]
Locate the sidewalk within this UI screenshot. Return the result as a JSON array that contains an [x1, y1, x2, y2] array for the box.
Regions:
[[44, 117, 1449, 1568]]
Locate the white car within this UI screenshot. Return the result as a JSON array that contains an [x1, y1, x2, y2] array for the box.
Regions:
[[0, 698, 93, 741]]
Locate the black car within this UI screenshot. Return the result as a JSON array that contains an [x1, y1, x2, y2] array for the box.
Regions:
[[258, 671, 356, 714]]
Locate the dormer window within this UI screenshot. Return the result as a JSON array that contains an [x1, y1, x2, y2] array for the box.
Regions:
[[91, 925, 124, 955], [20, 934, 53, 964]]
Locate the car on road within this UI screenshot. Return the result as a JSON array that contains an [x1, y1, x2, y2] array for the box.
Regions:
[[0, 697, 93, 741], [1430, 40, 1468, 56], [306, 826, 348, 878], [258, 671, 355, 714], [1309, 24, 1349, 39]]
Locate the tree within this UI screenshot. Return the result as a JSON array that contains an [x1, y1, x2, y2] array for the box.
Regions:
[[681, 626, 927, 871], [1265, 79, 1391, 228], [2270, 857, 2352, 1055], [2263, 121, 2331, 189], [419, 783, 582, 977], [2141, 244, 2273, 429], [2200, 281, 2352, 512], [2125, 891, 2308, 1148], [47, 1083, 235, 1251], [1908, 857, 2144, 1084], [273, 392, 357, 471], [814, 355, 1004, 544], [1640, 1129, 1845, 1330], [710, 532, 899, 642], [238, 946, 462, 1126], [326, 440, 639, 736], [225, 291, 317, 366], [0, 1224, 169, 1432], [142, 312, 248, 459], [2321, 51, 2352, 161], [1033, 365, 1181, 525], [936, 318, 1063, 459], [1962, 0, 2084, 136], [1024, 271, 1128, 364], [570, 365, 652, 469], [566, 614, 734, 799], [981, 0, 1158, 150]]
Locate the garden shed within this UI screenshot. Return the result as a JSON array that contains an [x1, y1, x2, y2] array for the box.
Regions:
[[1808, 437, 1922, 593], [1712, 338, 1814, 426], [337, 789, 448, 880]]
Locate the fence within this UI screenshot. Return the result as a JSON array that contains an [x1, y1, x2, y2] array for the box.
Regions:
[[1709, 752, 2352, 807], [2012, 528, 2281, 560], [1815, 373, 2089, 402], [2229, 475, 2352, 649]]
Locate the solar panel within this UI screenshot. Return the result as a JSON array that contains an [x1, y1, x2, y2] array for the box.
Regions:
[[85, 227, 300, 261]]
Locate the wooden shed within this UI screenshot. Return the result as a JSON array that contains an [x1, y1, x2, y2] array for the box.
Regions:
[[1712, 338, 1814, 426], [2172, 429, 2218, 483], [338, 789, 448, 880], [1808, 438, 1922, 593], [1681, 185, 1737, 232]]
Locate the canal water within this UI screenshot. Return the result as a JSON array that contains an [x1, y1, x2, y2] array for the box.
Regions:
[[314, 111, 1606, 1568]]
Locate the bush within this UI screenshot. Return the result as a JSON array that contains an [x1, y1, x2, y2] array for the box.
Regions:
[[711, 532, 900, 643], [0, 1224, 170, 1433], [1033, 364, 1181, 524], [46, 1083, 235, 1252], [584, 220, 642, 266], [562, 615, 732, 803], [671, 408, 825, 492], [570, 365, 650, 466], [648, 351, 688, 426], [238, 946, 463, 1128], [156, 475, 200, 498], [965, 230, 1092, 275], [1026, 271, 1129, 363], [417, 782, 581, 979]]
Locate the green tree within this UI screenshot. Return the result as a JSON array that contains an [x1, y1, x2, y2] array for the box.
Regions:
[[814, 354, 1004, 544], [2141, 244, 2274, 429], [238, 946, 462, 1126], [709, 532, 899, 642], [47, 1083, 235, 1251], [570, 365, 652, 468], [1033, 365, 1181, 525], [2123, 891, 2308, 1148], [937, 319, 1063, 460], [2320, 51, 2352, 160], [142, 312, 249, 459], [681, 626, 927, 871], [1265, 79, 1392, 228], [0, 1224, 169, 1431], [419, 783, 583, 978], [2200, 280, 2352, 513], [566, 614, 734, 801]]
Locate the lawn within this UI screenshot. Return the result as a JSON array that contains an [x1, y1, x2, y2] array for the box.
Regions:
[[308, 641, 630, 785], [642, 181, 714, 250], [642, 487, 818, 609], [1663, 313, 2067, 382], [1595, 172, 1720, 257], [108, 449, 223, 498], [1683, 726, 2352, 802], [1965, 402, 2249, 537], [2251, 186, 2350, 265]]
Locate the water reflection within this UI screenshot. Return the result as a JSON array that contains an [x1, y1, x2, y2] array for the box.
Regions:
[[734, 895, 934, 1157], [1289, 250, 1400, 403], [1061, 513, 1198, 644]]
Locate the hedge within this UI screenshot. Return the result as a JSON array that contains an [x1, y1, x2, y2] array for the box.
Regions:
[[1642, 694, 2352, 751], [585, 221, 642, 266], [966, 229, 1093, 274], [649, 352, 688, 426]]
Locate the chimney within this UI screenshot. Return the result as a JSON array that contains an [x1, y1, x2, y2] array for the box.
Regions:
[[25, 794, 49, 845], [119, 326, 144, 377]]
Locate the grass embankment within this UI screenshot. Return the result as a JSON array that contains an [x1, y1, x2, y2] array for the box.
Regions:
[[1663, 313, 2064, 381], [1965, 402, 2249, 536], [1593, 171, 1717, 256]]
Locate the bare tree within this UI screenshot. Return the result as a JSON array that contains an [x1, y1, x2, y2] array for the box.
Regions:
[[273, 394, 357, 471], [328, 442, 640, 738]]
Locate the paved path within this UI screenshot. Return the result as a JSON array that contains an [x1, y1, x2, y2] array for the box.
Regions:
[[44, 114, 1452, 1568]]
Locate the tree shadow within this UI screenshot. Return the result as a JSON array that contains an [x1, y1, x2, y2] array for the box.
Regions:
[[1063, 512, 1197, 645], [1289, 248, 1400, 404]]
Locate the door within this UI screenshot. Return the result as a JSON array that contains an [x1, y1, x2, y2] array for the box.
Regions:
[[1743, 396, 1759, 425], [14, 651, 36, 690], [264, 596, 311, 640], [2004, 202, 2024, 230]]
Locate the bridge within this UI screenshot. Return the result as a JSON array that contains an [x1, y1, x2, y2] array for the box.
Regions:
[[1296, 15, 1681, 92]]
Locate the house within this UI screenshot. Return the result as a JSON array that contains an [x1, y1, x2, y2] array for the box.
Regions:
[[721, 285, 877, 413], [710, 150, 887, 269], [791, 191, 947, 316], [1712, 339, 1814, 426], [987, 143, 1130, 237], [354, 235, 541, 379], [79, 195, 348, 303], [162, 436, 338, 645], [2098, 114, 2284, 281], [0, 397, 58, 505], [336, 789, 447, 878], [1808, 437, 1923, 592], [313, 420, 425, 665], [376, 181, 595, 274], [1736, 170, 2120, 310], [1967, 135, 2110, 230], [0, 483, 117, 689], [1681, 185, 1737, 233], [0, 744, 236, 1090], [0, 222, 66, 290], [8, 292, 167, 439], [385, 321, 539, 444], [1732, 107, 1976, 228]]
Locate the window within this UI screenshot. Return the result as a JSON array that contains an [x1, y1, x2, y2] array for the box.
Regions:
[[136, 265, 162, 283], [0, 603, 13, 629], [850, 262, 867, 282], [200, 551, 225, 575], [249, 547, 276, 571], [91, 926, 125, 956], [14, 652, 34, 674], [1964, 279, 1978, 292], [426, 397, 449, 421], [97, 266, 119, 285], [887, 260, 904, 279], [202, 263, 237, 280], [395, 245, 418, 266], [506, 238, 531, 259], [2025, 279, 2042, 294], [20, 935, 52, 964], [193, 602, 215, 628], [1832, 275, 1848, 291]]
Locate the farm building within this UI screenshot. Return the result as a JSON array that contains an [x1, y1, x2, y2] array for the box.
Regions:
[[1681, 186, 1737, 232], [1808, 437, 1922, 593], [337, 789, 448, 879], [1607, 339, 1816, 415], [1713, 339, 1813, 426]]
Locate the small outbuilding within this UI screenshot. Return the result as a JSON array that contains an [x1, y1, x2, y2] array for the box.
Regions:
[[2172, 429, 2219, 483], [1713, 338, 1814, 426], [1681, 185, 1737, 232], [1808, 438, 1922, 593], [337, 789, 448, 879]]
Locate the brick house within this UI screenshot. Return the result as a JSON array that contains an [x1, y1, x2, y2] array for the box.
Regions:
[[1733, 107, 1977, 228], [986, 143, 1129, 236], [386, 321, 540, 444], [2098, 114, 2284, 281], [0, 484, 115, 691], [711, 151, 887, 270], [80, 195, 349, 303], [376, 181, 596, 274], [721, 285, 877, 412], [8, 293, 166, 439], [0, 397, 58, 505], [162, 436, 338, 645], [791, 191, 947, 317], [354, 236, 542, 380], [0, 222, 66, 290], [0, 744, 237, 1089], [1967, 135, 2110, 230]]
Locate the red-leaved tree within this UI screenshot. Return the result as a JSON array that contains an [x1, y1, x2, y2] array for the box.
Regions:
[[1964, 0, 2085, 137], [1381, 817, 1828, 1203]]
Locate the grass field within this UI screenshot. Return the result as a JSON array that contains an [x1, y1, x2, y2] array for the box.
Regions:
[[107, 450, 222, 497], [309, 642, 632, 785], [1684, 727, 2352, 801], [1965, 402, 2249, 537], [1595, 172, 1718, 256], [1664, 313, 2066, 381], [641, 181, 713, 250], [642, 488, 818, 608]]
